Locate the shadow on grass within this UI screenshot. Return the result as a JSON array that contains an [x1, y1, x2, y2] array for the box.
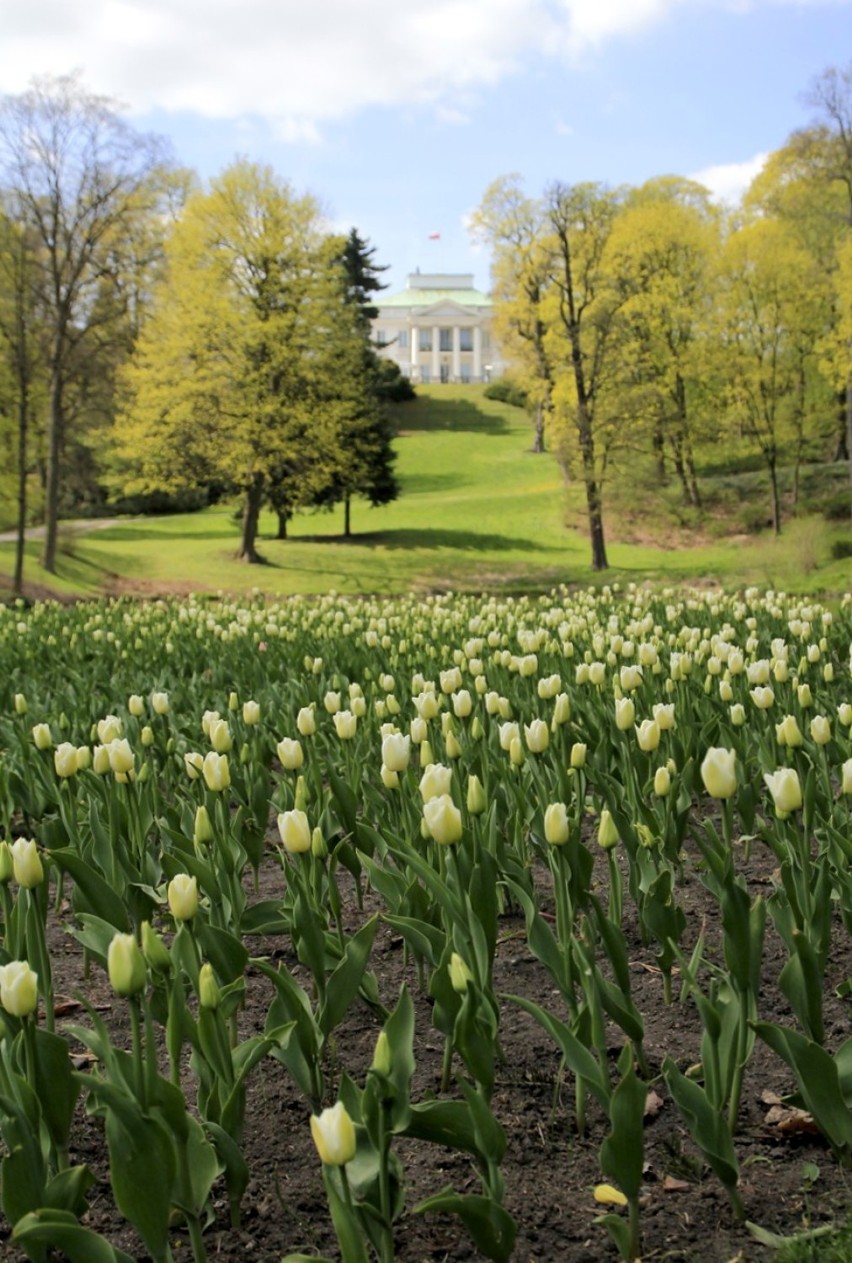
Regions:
[[393, 395, 510, 436], [286, 526, 558, 554], [89, 519, 237, 542]]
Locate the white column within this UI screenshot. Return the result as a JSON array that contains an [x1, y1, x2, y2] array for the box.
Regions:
[[410, 323, 419, 377], [473, 326, 482, 380], [432, 325, 440, 380], [452, 327, 461, 380]]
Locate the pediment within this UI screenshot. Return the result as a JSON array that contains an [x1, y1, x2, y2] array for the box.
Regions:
[[413, 301, 484, 319]]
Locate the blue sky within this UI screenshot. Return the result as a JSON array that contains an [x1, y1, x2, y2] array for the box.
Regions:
[[1, 0, 850, 293]]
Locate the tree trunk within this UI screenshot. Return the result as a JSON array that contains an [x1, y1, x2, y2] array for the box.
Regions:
[[14, 378, 27, 597], [669, 433, 692, 504], [532, 401, 545, 454], [344, 495, 351, 538], [684, 444, 702, 510], [577, 402, 608, 570], [768, 454, 781, 536], [40, 362, 62, 573], [834, 386, 850, 462], [276, 509, 289, 540], [237, 475, 264, 562], [653, 420, 666, 484]]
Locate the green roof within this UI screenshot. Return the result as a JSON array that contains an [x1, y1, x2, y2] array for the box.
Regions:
[[378, 287, 492, 309]]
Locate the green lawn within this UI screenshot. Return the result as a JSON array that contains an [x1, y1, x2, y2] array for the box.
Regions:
[[1, 385, 849, 598]]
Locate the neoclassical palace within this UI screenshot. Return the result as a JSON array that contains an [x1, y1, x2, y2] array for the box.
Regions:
[[371, 271, 505, 384]]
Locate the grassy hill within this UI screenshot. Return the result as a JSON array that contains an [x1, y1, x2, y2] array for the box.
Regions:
[[0, 384, 849, 599]]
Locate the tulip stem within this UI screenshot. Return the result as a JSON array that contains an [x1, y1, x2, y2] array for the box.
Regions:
[[441, 1034, 453, 1094]]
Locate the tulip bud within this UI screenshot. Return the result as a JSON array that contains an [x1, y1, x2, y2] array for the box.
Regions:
[[311, 827, 328, 859], [0, 842, 13, 884], [597, 809, 619, 850], [449, 952, 473, 993], [296, 707, 316, 737], [371, 1030, 392, 1076], [209, 719, 233, 754], [445, 731, 462, 760], [842, 758, 852, 795], [381, 733, 410, 772], [13, 693, 27, 716], [381, 764, 399, 788], [278, 809, 311, 854], [202, 751, 230, 792], [128, 695, 145, 718], [466, 774, 487, 815], [141, 921, 172, 973], [242, 700, 260, 726], [544, 802, 570, 846], [809, 715, 831, 746], [729, 703, 746, 727], [614, 698, 635, 731], [32, 723, 52, 751], [635, 719, 660, 752], [420, 763, 452, 801], [419, 738, 435, 769], [151, 692, 169, 715], [11, 838, 43, 888], [294, 775, 308, 811], [324, 691, 341, 715], [107, 932, 146, 997], [422, 794, 463, 845], [194, 806, 214, 847], [0, 960, 39, 1018], [653, 766, 671, 797], [509, 735, 525, 766], [569, 743, 587, 770], [198, 962, 221, 1009], [700, 747, 737, 799], [310, 1101, 356, 1166], [524, 719, 550, 754], [277, 738, 304, 771], [776, 714, 804, 748], [333, 710, 357, 740], [54, 742, 79, 778], [168, 873, 199, 921], [838, 703, 852, 728], [797, 683, 813, 708], [764, 768, 803, 815]]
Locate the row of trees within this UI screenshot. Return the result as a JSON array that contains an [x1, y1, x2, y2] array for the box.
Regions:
[[0, 75, 402, 586], [474, 64, 852, 569]]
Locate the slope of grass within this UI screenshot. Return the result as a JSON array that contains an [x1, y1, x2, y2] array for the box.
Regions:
[[0, 385, 849, 598]]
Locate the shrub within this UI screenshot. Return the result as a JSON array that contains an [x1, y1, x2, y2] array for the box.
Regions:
[[484, 378, 528, 409]]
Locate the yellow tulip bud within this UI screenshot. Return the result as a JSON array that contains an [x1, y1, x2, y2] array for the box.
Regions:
[[277, 738, 304, 770], [11, 838, 43, 889], [0, 960, 38, 1017], [202, 751, 230, 792], [544, 802, 570, 846], [242, 700, 260, 726], [54, 742, 79, 778], [597, 809, 619, 851], [198, 962, 221, 1010], [296, 707, 316, 736], [764, 768, 803, 815], [32, 723, 52, 751], [700, 747, 737, 799], [653, 766, 671, 797], [278, 809, 311, 854], [466, 774, 487, 815], [569, 743, 587, 769], [422, 794, 463, 845], [107, 932, 146, 997], [141, 921, 172, 973], [449, 951, 473, 993], [310, 1101, 356, 1166], [168, 873, 199, 921]]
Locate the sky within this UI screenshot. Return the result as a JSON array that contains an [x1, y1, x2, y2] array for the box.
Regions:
[[0, 0, 850, 294]]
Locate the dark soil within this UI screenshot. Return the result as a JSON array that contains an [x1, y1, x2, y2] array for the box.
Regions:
[[2, 833, 850, 1263]]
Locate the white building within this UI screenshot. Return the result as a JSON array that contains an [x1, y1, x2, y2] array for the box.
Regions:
[[371, 272, 504, 384]]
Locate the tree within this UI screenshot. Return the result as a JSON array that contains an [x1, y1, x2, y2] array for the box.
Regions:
[[604, 178, 720, 507], [314, 229, 398, 538], [472, 175, 555, 454], [543, 182, 627, 571], [0, 73, 171, 572], [0, 208, 44, 593], [715, 218, 824, 534], [117, 160, 349, 561]]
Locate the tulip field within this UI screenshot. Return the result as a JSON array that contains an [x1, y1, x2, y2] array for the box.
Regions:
[[0, 584, 850, 1263]]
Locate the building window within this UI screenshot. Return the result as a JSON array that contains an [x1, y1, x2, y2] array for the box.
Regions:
[[374, 328, 389, 346], [459, 328, 473, 351], [420, 366, 431, 384], [418, 328, 432, 352], [460, 364, 471, 382], [439, 327, 453, 351], [398, 329, 409, 349]]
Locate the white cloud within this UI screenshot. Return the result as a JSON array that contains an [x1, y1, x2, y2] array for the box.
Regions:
[[0, 0, 690, 137], [0, 1, 847, 139], [690, 151, 769, 204]]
